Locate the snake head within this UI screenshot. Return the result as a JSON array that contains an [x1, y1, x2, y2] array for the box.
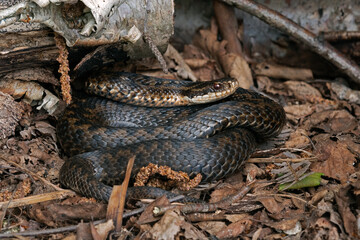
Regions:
[[185, 78, 240, 104]]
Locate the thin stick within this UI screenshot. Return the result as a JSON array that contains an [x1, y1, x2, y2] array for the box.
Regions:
[[153, 181, 255, 216], [322, 31, 360, 42], [253, 147, 314, 157], [0, 190, 76, 209], [247, 157, 317, 163], [252, 193, 316, 208], [143, 0, 168, 73], [0, 195, 185, 238], [221, 0, 360, 85]]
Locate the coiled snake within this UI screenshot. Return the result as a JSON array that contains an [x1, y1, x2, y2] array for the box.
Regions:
[[57, 72, 286, 202]]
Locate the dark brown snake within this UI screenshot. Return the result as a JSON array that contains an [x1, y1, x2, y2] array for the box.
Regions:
[[57, 72, 286, 202]]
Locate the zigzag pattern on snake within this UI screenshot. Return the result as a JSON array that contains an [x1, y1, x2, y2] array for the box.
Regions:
[[57, 72, 286, 202]]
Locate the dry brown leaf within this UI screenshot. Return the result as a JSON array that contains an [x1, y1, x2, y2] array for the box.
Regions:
[[335, 186, 357, 237], [184, 58, 209, 68], [0, 178, 31, 202], [312, 138, 356, 182], [182, 44, 224, 81], [256, 75, 286, 96], [284, 103, 315, 123], [259, 197, 283, 214], [220, 51, 253, 88], [284, 80, 322, 101], [148, 209, 207, 239], [209, 182, 244, 203], [311, 217, 341, 239], [337, 135, 360, 155], [309, 189, 330, 206], [252, 227, 272, 240], [90, 222, 102, 240], [225, 213, 249, 223], [34, 121, 57, 141], [316, 200, 344, 234], [137, 195, 170, 225], [149, 209, 182, 240], [266, 218, 299, 231], [242, 163, 265, 178], [0, 79, 59, 114], [197, 221, 227, 236], [194, 27, 253, 88], [76, 221, 93, 240], [182, 44, 208, 59], [215, 219, 252, 239], [315, 217, 334, 229], [284, 128, 310, 148], [62, 234, 76, 240], [304, 110, 357, 134], [28, 201, 106, 226], [164, 44, 197, 81], [93, 220, 115, 240], [181, 220, 207, 239]]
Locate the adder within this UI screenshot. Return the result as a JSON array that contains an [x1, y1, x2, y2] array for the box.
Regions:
[[57, 72, 286, 202]]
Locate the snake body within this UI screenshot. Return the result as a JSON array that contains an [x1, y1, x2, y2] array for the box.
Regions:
[[57, 72, 286, 202]]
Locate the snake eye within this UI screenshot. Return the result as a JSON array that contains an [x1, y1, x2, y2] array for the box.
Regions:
[[213, 83, 222, 90]]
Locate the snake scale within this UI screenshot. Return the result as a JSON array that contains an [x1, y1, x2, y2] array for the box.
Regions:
[[57, 72, 286, 202]]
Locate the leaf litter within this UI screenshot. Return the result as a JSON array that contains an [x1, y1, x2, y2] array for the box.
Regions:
[[0, 9, 359, 240]]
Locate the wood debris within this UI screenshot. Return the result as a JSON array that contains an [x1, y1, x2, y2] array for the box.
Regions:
[[134, 163, 202, 191]]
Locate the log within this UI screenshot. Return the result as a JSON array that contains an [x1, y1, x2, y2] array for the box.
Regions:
[[0, 0, 175, 75]]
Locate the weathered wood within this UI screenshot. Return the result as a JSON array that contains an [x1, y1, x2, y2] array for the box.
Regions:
[[0, 0, 175, 75]]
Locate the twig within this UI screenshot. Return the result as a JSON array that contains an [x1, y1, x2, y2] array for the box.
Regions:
[[252, 147, 314, 157], [143, 0, 168, 73], [221, 0, 360, 85], [153, 181, 255, 216], [321, 31, 360, 42], [253, 193, 316, 209], [0, 190, 76, 209], [0, 195, 185, 238], [247, 157, 317, 163], [186, 212, 226, 222]]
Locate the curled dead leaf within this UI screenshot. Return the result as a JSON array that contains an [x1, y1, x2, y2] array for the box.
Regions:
[[285, 80, 322, 102], [0, 79, 59, 114]]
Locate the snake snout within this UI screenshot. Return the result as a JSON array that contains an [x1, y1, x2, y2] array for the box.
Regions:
[[186, 78, 239, 104]]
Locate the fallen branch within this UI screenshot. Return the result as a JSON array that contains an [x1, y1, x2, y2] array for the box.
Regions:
[[0, 190, 76, 209], [247, 157, 317, 163], [153, 181, 255, 216], [252, 147, 314, 158], [322, 31, 360, 42], [221, 0, 360, 85]]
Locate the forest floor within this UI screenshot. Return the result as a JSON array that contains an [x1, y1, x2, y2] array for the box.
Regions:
[[0, 17, 360, 240]]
